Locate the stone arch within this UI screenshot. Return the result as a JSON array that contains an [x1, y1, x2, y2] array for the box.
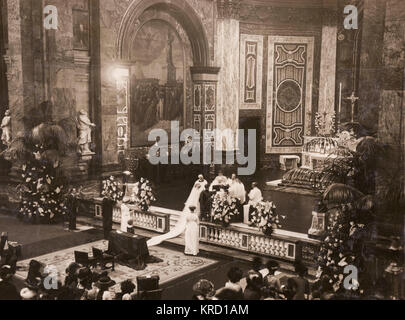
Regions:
[[127, 10, 192, 62], [117, 0, 210, 66]]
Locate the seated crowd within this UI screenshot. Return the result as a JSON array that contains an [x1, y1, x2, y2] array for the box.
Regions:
[[0, 256, 328, 301], [0, 260, 138, 300], [192, 258, 335, 301]]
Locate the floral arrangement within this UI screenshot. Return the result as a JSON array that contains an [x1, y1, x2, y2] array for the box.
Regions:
[[17, 152, 67, 223], [101, 176, 123, 203], [211, 192, 240, 227], [315, 111, 337, 137], [134, 178, 156, 212], [315, 112, 323, 136], [316, 200, 374, 296], [250, 201, 284, 236]]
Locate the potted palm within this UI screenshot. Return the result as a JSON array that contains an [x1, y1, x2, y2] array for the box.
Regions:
[[3, 101, 76, 224]]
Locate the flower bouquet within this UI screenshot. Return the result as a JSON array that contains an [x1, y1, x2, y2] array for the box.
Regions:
[[134, 178, 156, 212], [18, 158, 67, 224], [250, 201, 283, 236], [101, 176, 123, 203], [211, 192, 240, 227]]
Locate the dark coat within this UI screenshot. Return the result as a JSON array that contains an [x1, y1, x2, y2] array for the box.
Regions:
[[0, 280, 20, 300], [199, 190, 212, 216], [102, 199, 115, 239], [244, 286, 262, 300], [216, 287, 244, 300]]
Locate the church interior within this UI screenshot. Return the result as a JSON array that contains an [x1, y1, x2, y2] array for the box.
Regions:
[[0, 0, 404, 301]]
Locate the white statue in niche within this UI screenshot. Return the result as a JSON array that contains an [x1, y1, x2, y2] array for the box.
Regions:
[[77, 110, 96, 155], [1, 110, 11, 146]]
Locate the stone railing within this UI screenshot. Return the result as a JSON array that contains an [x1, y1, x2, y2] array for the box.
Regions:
[[199, 221, 320, 263], [92, 198, 319, 263], [93, 199, 170, 234]]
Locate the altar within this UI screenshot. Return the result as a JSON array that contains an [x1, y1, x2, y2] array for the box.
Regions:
[[108, 231, 150, 262]]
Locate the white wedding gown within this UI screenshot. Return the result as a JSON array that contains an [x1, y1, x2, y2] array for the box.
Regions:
[[147, 180, 207, 247]]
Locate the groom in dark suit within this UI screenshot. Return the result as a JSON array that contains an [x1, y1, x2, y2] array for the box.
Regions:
[[199, 185, 212, 222]]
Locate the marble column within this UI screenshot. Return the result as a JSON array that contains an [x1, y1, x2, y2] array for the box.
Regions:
[[318, 13, 338, 135], [74, 52, 91, 114], [44, 0, 77, 123], [4, 0, 25, 135], [215, 17, 239, 151], [375, 0, 405, 215], [358, 0, 387, 133]]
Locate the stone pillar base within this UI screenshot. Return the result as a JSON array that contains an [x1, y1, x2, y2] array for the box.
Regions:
[[76, 152, 96, 180]]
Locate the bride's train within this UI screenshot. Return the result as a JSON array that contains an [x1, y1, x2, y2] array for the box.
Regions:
[[147, 178, 207, 247]]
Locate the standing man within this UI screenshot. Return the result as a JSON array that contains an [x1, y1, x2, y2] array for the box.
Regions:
[[199, 184, 213, 222], [66, 188, 79, 231], [244, 182, 263, 225]]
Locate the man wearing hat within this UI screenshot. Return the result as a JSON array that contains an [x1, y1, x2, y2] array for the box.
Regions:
[[0, 265, 20, 300]]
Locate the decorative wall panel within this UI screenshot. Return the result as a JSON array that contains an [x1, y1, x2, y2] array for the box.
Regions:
[[266, 36, 314, 154], [192, 79, 217, 145], [240, 34, 263, 110], [204, 84, 216, 112], [193, 114, 201, 134], [194, 84, 202, 112], [116, 78, 129, 158]]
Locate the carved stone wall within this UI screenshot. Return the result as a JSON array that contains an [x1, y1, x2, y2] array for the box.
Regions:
[[5, 0, 25, 135], [237, 2, 324, 168], [3, 0, 92, 179], [99, 0, 215, 167]]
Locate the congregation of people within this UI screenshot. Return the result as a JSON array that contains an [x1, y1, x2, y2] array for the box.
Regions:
[[0, 256, 338, 301], [192, 258, 336, 301], [0, 260, 140, 301]]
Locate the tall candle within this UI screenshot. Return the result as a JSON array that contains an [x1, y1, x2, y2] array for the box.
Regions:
[[338, 83, 342, 115]]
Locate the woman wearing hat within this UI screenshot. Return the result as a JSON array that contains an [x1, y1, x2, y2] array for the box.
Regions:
[[20, 276, 42, 300], [64, 262, 80, 289], [192, 279, 217, 300], [263, 260, 282, 298], [95, 276, 116, 300]]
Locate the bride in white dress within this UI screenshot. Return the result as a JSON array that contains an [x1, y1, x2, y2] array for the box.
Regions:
[[147, 175, 207, 247], [184, 206, 199, 256]]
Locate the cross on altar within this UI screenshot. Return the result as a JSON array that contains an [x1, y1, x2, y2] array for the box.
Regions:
[[346, 92, 359, 123]]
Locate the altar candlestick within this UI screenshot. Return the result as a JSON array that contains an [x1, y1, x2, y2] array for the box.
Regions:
[[338, 83, 342, 115]]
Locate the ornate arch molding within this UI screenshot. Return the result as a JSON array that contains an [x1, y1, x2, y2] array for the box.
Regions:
[[127, 10, 192, 62], [117, 0, 210, 66]]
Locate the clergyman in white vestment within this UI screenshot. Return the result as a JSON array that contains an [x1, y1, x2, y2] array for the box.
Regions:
[[244, 182, 263, 224]]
